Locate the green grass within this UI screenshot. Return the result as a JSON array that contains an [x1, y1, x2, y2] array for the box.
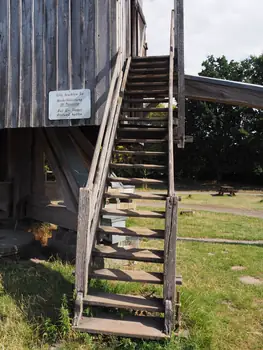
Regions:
[[181, 193, 263, 211], [128, 208, 263, 241], [136, 193, 263, 211], [0, 212, 263, 349]]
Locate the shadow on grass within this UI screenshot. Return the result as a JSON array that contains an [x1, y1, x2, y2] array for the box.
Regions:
[[0, 258, 74, 334]]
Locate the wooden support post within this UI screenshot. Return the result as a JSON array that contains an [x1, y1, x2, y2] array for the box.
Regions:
[[75, 188, 91, 297], [175, 0, 185, 148], [41, 129, 78, 213], [8, 129, 33, 218], [74, 187, 91, 326], [164, 195, 178, 335], [31, 129, 48, 204]]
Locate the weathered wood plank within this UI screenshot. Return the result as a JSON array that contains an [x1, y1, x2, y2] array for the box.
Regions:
[[85, 292, 164, 312], [75, 188, 91, 296], [31, 129, 46, 203], [164, 196, 178, 335], [26, 203, 77, 230], [101, 208, 165, 218], [75, 315, 167, 340], [108, 176, 167, 185], [185, 75, 263, 109], [41, 130, 77, 213], [175, 1, 185, 148], [98, 226, 165, 239], [90, 268, 164, 284], [168, 10, 175, 195], [93, 246, 164, 263]]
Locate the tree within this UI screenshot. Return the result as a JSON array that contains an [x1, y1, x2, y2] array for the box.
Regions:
[[176, 54, 263, 183]]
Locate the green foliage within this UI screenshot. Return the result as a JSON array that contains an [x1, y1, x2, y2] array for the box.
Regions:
[[176, 54, 263, 183]]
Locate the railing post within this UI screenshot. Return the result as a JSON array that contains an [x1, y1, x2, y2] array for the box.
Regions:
[[75, 187, 91, 295], [168, 10, 175, 196], [164, 195, 178, 335], [174, 0, 185, 148]]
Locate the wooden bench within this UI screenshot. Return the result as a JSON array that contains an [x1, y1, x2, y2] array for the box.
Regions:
[[218, 186, 237, 196]]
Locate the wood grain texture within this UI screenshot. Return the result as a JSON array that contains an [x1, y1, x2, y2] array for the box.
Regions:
[[75, 315, 167, 340], [164, 196, 178, 335], [0, 0, 141, 128], [185, 75, 263, 109], [75, 188, 91, 296], [26, 203, 77, 230], [90, 268, 164, 284], [101, 208, 165, 218], [93, 245, 164, 263], [98, 226, 165, 239], [85, 292, 164, 312], [175, 1, 186, 148]]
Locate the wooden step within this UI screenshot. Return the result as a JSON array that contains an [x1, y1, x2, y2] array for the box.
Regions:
[[127, 81, 168, 88], [101, 208, 165, 218], [128, 74, 169, 82], [116, 138, 167, 144], [74, 314, 167, 340], [90, 268, 163, 284], [119, 127, 167, 132], [93, 245, 164, 263], [121, 107, 169, 113], [110, 163, 167, 170], [104, 191, 167, 201], [90, 268, 183, 285], [131, 61, 168, 68], [113, 150, 167, 156], [129, 68, 168, 76], [98, 226, 165, 239], [119, 118, 168, 123], [84, 292, 164, 312], [108, 176, 167, 185], [132, 55, 169, 62], [125, 90, 169, 96], [124, 98, 169, 104]]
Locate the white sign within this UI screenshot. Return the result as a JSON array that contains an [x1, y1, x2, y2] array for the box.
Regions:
[[49, 89, 91, 120]]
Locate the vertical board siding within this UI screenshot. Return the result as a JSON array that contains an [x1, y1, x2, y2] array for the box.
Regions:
[[0, 0, 134, 129]]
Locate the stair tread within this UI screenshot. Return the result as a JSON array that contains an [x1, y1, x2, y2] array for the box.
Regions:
[[113, 150, 167, 156], [90, 268, 182, 285], [128, 74, 169, 81], [116, 138, 167, 144], [101, 208, 165, 218], [132, 55, 169, 61], [120, 117, 168, 122], [119, 127, 167, 131], [90, 268, 163, 283], [104, 192, 167, 200], [85, 292, 164, 312], [75, 315, 167, 339], [121, 108, 169, 113], [110, 163, 167, 170], [93, 245, 164, 262], [108, 176, 167, 185], [125, 90, 169, 96], [124, 98, 169, 104], [98, 226, 165, 238]]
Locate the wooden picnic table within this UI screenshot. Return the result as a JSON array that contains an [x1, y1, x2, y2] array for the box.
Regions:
[[218, 186, 238, 196]]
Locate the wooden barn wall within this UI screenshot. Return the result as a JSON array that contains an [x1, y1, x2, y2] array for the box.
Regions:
[[0, 0, 134, 129]]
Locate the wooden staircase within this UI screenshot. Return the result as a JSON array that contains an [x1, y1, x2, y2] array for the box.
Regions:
[[73, 9, 184, 340]]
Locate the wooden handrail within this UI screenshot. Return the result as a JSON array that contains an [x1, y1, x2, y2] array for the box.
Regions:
[[168, 10, 175, 196], [86, 49, 122, 189]]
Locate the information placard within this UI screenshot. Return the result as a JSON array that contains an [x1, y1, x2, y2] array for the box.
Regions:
[[49, 89, 91, 120]]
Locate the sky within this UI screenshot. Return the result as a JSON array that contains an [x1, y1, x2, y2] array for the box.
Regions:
[[143, 0, 263, 75]]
